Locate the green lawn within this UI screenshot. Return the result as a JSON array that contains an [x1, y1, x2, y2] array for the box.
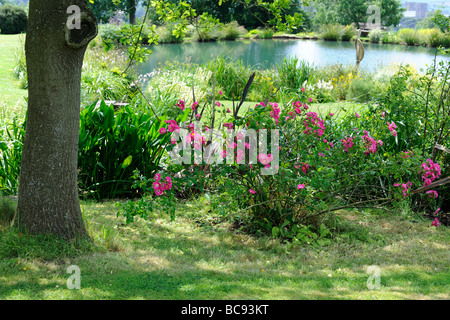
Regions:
[[0, 198, 448, 300], [0, 34, 27, 111]]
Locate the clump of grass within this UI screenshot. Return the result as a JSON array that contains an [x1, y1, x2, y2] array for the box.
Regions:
[[0, 197, 16, 228], [258, 28, 274, 39], [398, 28, 421, 46], [0, 227, 100, 260], [320, 24, 343, 41], [341, 24, 356, 41], [221, 21, 247, 40]]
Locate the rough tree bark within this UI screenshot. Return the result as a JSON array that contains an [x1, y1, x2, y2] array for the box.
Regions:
[[17, 0, 97, 240], [128, 0, 137, 25]]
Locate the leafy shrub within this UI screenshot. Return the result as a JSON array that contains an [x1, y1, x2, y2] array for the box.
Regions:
[[381, 31, 398, 44], [98, 23, 122, 44], [81, 49, 137, 104], [155, 24, 184, 43], [78, 100, 189, 200], [369, 29, 383, 43], [0, 4, 27, 34]]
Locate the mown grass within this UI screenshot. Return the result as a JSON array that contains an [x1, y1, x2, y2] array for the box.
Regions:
[[0, 34, 27, 110], [0, 197, 448, 300]]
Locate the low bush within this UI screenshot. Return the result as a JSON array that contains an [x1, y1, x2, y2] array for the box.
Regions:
[[369, 29, 383, 43]]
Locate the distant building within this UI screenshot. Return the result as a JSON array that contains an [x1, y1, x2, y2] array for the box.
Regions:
[[404, 2, 428, 19]]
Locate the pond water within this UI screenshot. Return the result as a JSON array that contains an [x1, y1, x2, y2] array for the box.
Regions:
[[136, 39, 450, 74]]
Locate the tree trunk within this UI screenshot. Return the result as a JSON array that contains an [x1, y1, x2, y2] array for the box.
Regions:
[[17, 0, 97, 240], [128, 0, 136, 25]]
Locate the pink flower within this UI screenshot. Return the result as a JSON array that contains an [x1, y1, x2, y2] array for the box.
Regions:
[[176, 100, 185, 111], [355, 113, 360, 118], [219, 90, 222, 95], [194, 142, 202, 150], [249, 189, 256, 194], [387, 122, 397, 136], [382, 111, 385, 118], [431, 218, 440, 227], [435, 208, 441, 214], [329, 113, 334, 116], [223, 122, 234, 129], [191, 101, 199, 111], [341, 136, 354, 152], [154, 173, 161, 181], [153, 181, 161, 190], [227, 108, 231, 113], [221, 150, 227, 158], [301, 87, 305, 93], [216, 102, 221, 107], [297, 184, 305, 189], [426, 190, 438, 199], [394, 181, 412, 197], [308, 98, 313, 102], [318, 152, 325, 157], [257, 154, 273, 166], [301, 163, 310, 174], [154, 188, 163, 196], [159, 127, 167, 134], [166, 120, 180, 133]]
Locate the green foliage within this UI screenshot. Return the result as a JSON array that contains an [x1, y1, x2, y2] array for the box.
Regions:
[[81, 48, 138, 104], [0, 196, 15, 227], [78, 100, 189, 200], [398, 28, 421, 46], [369, 29, 383, 43], [341, 24, 356, 41], [276, 57, 315, 95], [0, 116, 24, 196], [206, 56, 254, 101], [155, 24, 184, 43], [320, 24, 343, 41], [0, 4, 27, 34], [11, 50, 26, 89]]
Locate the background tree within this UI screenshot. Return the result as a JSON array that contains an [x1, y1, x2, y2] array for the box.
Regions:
[[18, 0, 97, 239], [338, 0, 368, 27], [309, 0, 405, 29], [0, 3, 27, 34], [375, 0, 405, 28], [87, 0, 139, 24]]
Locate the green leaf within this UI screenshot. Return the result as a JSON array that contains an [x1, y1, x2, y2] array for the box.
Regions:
[[122, 155, 133, 169], [271, 226, 280, 238]]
